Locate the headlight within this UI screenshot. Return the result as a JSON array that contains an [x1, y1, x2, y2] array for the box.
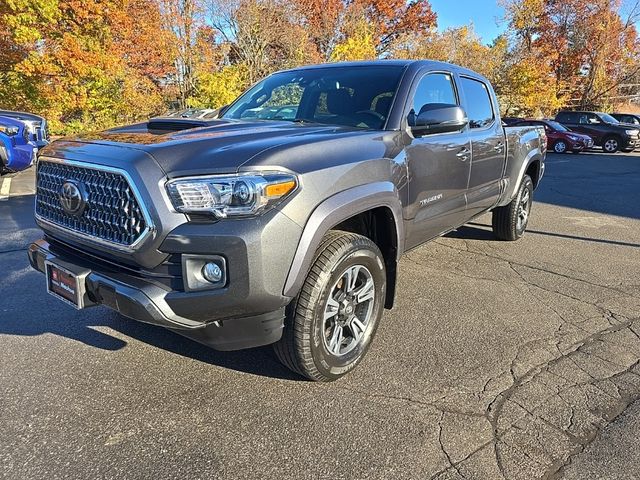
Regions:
[[567, 135, 579, 141], [625, 129, 639, 136], [166, 172, 297, 218], [0, 125, 19, 136]]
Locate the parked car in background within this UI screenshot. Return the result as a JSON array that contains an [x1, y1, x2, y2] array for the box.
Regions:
[[555, 111, 639, 153], [0, 110, 49, 150], [0, 116, 38, 174], [512, 119, 593, 153], [611, 112, 640, 126], [501, 117, 523, 126]]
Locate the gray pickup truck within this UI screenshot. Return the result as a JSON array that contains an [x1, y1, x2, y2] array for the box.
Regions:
[[29, 60, 546, 381]]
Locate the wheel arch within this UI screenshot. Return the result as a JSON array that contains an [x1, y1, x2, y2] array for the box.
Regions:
[[525, 159, 542, 189], [496, 149, 544, 207], [282, 182, 404, 309]]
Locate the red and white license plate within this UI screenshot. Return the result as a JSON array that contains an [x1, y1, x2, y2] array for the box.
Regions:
[[45, 260, 88, 309]]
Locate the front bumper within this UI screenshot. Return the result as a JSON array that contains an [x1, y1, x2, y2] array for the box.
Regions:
[[622, 137, 639, 150], [570, 139, 592, 151], [28, 240, 286, 351]]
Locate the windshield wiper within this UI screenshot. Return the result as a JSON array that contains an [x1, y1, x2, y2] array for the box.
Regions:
[[291, 118, 324, 125]]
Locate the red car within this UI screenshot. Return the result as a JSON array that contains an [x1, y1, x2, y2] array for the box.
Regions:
[[513, 119, 594, 153]]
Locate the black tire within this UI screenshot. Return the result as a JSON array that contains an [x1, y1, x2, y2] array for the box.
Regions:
[[273, 230, 386, 382], [553, 140, 568, 153], [492, 174, 533, 241], [602, 136, 620, 153]]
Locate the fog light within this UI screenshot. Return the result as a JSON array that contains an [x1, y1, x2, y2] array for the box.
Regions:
[[202, 262, 223, 283]]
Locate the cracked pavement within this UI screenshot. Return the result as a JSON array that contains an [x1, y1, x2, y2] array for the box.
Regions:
[[1, 151, 639, 479]]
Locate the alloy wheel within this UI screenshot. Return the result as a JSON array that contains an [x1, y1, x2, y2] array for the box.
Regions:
[[322, 264, 375, 356], [604, 138, 618, 153], [517, 189, 531, 231], [554, 141, 567, 153]]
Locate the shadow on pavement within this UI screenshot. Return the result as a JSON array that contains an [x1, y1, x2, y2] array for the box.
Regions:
[[0, 293, 301, 381], [449, 223, 640, 249], [535, 152, 640, 220], [0, 194, 301, 381]]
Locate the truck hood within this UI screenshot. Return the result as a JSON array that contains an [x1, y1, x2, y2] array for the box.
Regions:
[[60, 119, 379, 176]]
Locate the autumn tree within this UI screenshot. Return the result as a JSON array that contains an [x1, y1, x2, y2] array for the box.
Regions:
[[0, 0, 174, 133], [502, 0, 640, 111], [205, 0, 317, 84]]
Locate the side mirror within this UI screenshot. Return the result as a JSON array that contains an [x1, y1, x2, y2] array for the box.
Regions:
[[411, 104, 468, 135]]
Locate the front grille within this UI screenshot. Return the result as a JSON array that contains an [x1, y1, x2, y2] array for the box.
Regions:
[[36, 160, 148, 247]]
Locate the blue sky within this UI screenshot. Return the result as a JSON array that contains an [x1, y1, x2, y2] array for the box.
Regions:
[[430, 0, 507, 43], [429, 0, 640, 44]]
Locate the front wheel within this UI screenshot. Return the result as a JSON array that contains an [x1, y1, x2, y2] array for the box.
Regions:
[[553, 140, 568, 153], [492, 174, 533, 241], [273, 231, 386, 381], [602, 136, 620, 153]]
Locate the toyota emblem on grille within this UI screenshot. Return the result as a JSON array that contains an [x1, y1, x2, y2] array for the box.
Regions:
[[59, 180, 87, 216]]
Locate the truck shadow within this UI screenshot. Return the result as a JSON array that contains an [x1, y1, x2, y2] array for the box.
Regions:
[[1, 195, 301, 381], [0, 287, 301, 381], [106, 315, 303, 381], [534, 152, 640, 220], [448, 222, 640, 249]]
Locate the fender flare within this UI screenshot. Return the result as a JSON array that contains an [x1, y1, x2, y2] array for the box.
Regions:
[[283, 181, 404, 297], [497, 149, 544, 207]]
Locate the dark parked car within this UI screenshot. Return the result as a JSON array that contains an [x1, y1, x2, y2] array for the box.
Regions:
[[611, 113, 640, 126], [501, 117, 524, 126], [555, 111, 639, 153], [0, 116, 38, 174], [28, 60, 546, 381], [512, 119, 593, 153], [0, 110, 49, 150]]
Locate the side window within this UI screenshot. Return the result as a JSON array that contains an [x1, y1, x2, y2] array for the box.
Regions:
[[410, 72, 457, 123], [460, 77, 494, 128], [558, 112, 577, 123], [579, 114, 589, 124]]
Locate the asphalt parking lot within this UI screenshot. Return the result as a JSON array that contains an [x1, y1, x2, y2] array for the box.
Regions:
[[1, 151, 639, 480]]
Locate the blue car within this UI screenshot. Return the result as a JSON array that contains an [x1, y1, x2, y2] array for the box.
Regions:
[[0, 110, 49, 150], [0, 116, 38, 175]]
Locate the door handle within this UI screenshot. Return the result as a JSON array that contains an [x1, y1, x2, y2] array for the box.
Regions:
[[456, 147, 470, 161], [494, 142, 505, 152]]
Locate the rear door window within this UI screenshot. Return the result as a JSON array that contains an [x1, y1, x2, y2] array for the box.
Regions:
[[460, 77, 494, 129], [557, 112, 578, 123]]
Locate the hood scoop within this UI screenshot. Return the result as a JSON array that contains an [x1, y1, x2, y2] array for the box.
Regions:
[[147, 118, 211, 134]]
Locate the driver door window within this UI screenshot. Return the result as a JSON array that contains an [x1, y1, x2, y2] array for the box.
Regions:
[[409, 73, 458, 126]]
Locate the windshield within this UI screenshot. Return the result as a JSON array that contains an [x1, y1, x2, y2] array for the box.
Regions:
[[546, 120, 568, 132], [222, 66, 405, 130], [598, 113, 619, 124]]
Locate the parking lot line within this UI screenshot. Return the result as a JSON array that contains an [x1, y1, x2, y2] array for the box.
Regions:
[[0, 177, 11, 201]]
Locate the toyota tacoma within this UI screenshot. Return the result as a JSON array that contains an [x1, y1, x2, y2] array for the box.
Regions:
[[29, 60, 546, 381]]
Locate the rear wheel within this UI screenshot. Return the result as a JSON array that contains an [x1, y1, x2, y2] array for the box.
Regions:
[[602, 136, 620, 153], [273, 231, 386, 382], [492, 174, 533, 241]]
